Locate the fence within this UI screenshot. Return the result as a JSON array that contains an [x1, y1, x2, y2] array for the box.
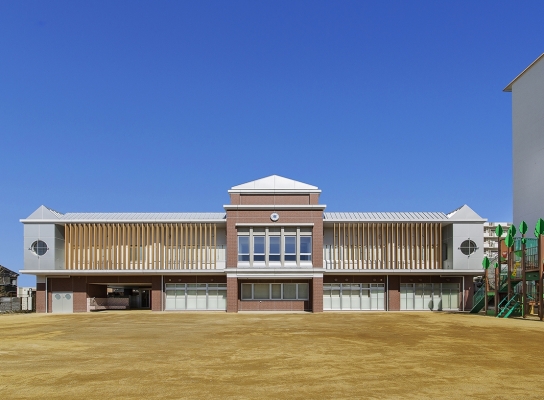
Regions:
[[0, 297, 21, 313]]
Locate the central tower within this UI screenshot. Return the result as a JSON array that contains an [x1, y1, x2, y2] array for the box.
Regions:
[[224, 175, 326, 312]]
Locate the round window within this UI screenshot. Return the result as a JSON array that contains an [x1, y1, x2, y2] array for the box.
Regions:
[[31, 240, 48, 256], [459, 240, 477, 256]]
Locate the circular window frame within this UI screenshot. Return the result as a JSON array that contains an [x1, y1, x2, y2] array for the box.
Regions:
[[30, 240, 49, 256], [459, 240, 477, 256]]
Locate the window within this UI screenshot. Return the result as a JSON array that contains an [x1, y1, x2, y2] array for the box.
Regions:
[[253, 236, 265, 262], [236, 227, 313, 266], [165, 283, 227, 310], [254, 283, 269, 299], [241, 283, 309, 300], [238, 236, 250, 261], [323, 283, 385, 310], [30, 240, 48, 256], [459, 240, 477, 256], [269, 237, 281, 261], [300, 237, 312, 261], [284, 236, 296, 261]]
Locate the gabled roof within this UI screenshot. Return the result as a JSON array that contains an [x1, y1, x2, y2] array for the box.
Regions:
[[446, 205, 486, 222], [229, 175, 320, 194], [0, 265, 19, 278], [503, 53, 544, 92], [26, 205, 64, 220]]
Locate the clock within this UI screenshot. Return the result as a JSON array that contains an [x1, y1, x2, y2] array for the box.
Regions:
[[270, 213, 279, 222]]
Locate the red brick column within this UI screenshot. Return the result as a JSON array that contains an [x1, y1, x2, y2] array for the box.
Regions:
[[151, 276, 162, 311], [312, 277, 323, 313], [36, 283, 46, 313], [227, 276, 238, 313], [72, 277, 87, 313], [388, 275, 400, 311], [463, 275, 474, 311]]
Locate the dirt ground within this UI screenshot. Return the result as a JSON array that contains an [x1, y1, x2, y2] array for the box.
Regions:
[[1, 312, 544, 399]]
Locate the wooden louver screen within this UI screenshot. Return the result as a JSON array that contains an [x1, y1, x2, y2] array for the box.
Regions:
[[65, 223, 217, 270], [327, 223, 442, 270]]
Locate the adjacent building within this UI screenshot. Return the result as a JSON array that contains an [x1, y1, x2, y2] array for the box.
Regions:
[[483, 222, 512, 260], [504, 53, 544, 232], [0, 265, 18, 297], [21, 175, 486, 313]]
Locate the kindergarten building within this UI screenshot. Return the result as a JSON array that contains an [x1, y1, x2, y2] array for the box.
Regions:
[[21, 175, 485, 313]]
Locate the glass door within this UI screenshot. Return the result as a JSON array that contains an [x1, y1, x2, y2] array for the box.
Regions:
[[141, 289, 150, 309]]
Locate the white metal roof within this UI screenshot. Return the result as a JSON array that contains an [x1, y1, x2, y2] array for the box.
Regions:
[[323, 212, 448, 222], [229, 175, 321, 193], [62, 212, 226, 222], [22, 211, 226, 223]]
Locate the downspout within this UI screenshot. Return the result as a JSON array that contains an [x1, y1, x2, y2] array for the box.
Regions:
[[161, 275, 164, 311]]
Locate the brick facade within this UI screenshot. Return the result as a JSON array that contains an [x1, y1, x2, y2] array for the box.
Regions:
[[27, 176, 481, 314]]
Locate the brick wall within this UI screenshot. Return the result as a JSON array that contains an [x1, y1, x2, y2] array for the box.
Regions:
[[226, 209, 324, 268], [151, 276, 162, 311], [388, 275, 400, 311], [227, 277, 238, 312], [36, 282, 45, 313], [238, 300, 309, 311], [312, 277, 323, 312]]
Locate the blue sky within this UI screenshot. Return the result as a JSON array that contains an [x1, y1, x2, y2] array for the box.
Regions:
[[1, 1, 543, 286]]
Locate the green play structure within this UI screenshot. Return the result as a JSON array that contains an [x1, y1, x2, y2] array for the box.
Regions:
[[470, 218, 544, 320]]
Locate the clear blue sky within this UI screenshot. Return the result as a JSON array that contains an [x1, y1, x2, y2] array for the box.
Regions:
[[1, 1, 543, 287]]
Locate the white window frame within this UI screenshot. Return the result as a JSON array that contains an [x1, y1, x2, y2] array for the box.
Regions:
[[240, 283, 309, 300], [236, 226, 313, 267], [165, 283, 227, 310]]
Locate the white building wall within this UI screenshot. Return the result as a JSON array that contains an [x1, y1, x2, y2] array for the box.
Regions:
[[511, 56, 544, 233], [23, 224, 65, 271], [451, 222, 485, 270]]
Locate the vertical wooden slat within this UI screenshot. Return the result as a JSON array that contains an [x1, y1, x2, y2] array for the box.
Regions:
[[92, 224, 95, 270], [198, 223, 202, 270], [357, 223, 361, 269], [396, 223, 399, 270], [176, 223, 179, 269], [153, 223, 156, 270], [352, 224, 355, 269], [408, 224, 411, 269], [101, 224, 104, 270], [75, 225, 80, 270], [112, 224, 116, 270], [333, 223, 336, 269], [65, 224, 69, 270], [163, 223, 167, 270], [204, 223, 208, 269], [182, 224, 186, 269], [108, 224, 112, 270], [438, 223, 442, 269], [362, 223, 365, 269]]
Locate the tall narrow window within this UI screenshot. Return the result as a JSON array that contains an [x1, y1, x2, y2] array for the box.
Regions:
[[269, 237, 281, 261], [254, 236, 265, 261], [285, 237, 296, 261], [300, 237, 312, 261], [238, 236, 250, 261]]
